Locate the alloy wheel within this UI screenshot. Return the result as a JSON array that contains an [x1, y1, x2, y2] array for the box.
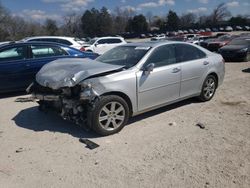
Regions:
[[98, 102, 125, 131], [203, 78, 216, 99]]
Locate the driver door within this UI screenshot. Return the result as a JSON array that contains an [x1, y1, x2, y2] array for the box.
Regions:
[[136, 44, 181, 111]]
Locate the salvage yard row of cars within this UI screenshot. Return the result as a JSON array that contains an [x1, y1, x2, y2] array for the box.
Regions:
[[1, 31, 249, 135], [158, 33, 250, 61]]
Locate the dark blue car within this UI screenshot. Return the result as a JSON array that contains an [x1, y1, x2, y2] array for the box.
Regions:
[[0, 42, 99, 93]]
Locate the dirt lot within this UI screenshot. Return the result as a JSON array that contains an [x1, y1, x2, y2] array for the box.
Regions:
[[0, 62, 250, 188]]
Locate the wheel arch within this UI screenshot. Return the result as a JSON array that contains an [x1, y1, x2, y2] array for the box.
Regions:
[[101, 91, 133, 117], [207, 72, 219, 88]]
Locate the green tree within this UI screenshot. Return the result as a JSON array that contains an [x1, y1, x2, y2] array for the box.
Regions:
[[166, 10, 180, 31], [99, 7, 113, 35], [229, 16, 247, 26], [126, 14, 148, 33]]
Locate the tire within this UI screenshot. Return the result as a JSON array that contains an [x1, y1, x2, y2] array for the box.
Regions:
[[199, 75, 217, 102], [243, 52, 250, 62], [88, 95, 130, 136]]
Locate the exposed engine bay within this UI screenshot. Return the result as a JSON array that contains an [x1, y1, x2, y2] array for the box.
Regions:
[[28, 81, 99, 129]]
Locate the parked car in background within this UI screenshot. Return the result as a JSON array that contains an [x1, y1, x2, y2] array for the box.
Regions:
[[29, 41, 225, 135], [0, 42, 98, 93], [0, 41, 11, 46], [225, 26, 233, 32], [184, 34, 200, 40], [244, 26, 250, 31], [206, 35, 236, 52], [188, 29, 194, 33], [151, 34, 166, 41], [167, 36, 187, 42], [188, 36, 211, 45], [82, 36, 127, 55], [235, 26, 243, 31], [22, 36, 86, 51], [219, 37, 250, 62], [212, 28, 218, 32]]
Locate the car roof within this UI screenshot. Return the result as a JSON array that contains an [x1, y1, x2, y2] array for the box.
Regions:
[[122, 41, 185, 48], [94, 36, 124, 40], [0, 41, 71, 48], [23, 36, 76, 40]]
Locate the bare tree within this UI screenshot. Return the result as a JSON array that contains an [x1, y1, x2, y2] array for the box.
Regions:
[[61, 13, 82, 37], [180, 13, 196, 28], [210, 3, 231, 25]]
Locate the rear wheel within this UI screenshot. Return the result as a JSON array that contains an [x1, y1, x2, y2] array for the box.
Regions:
[[199, 75, 217, 102], [88, 95, 129, 136]]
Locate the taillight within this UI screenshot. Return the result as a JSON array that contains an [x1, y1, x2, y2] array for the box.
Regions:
[[80, 47, 85, 51]]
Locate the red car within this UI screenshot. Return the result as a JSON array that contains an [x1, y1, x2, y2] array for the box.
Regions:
[[207, 35, 237, 52]]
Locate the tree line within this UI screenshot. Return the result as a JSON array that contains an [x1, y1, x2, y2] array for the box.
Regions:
[[0, 2, 249, 41]]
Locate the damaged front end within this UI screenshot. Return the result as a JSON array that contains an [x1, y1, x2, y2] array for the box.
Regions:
[[27, 58, 124, 129], [27, 81, 99, 129]]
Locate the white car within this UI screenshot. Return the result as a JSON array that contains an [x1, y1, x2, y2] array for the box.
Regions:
[[151, 34, 166, 41], [82, 37, 127, 55], [22, 36, 85, 51]]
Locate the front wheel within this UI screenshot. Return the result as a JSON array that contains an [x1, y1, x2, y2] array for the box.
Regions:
[[199, 75, 217, 102], [88, 95, 130, 136]]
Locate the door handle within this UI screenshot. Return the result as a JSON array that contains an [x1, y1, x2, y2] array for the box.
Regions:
[[172, 67, 181, 73], [203, 61, 209, 65]]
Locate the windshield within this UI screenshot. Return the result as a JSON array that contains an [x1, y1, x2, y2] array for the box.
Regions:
[[228, 39, 250, 45], [96, 46, 150, 68]]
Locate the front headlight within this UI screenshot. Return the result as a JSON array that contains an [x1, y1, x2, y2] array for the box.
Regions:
[[238, 48, 248, 53]]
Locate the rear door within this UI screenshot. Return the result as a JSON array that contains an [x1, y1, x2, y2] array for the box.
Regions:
[[24, 44, 69, 84], [0, 45, 29, 91], [175, 44, 209, 98]]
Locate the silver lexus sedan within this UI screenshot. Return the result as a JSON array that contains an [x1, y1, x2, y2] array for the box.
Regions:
[[29, 41, 225, 135]]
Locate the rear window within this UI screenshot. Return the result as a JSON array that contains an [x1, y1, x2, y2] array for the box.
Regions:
[[175, 44, 206, 62]]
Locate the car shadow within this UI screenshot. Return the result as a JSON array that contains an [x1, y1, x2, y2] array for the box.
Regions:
[[12, 107, 99, 139], [242, 68, 250, 73], [13, 98, 200, 138]]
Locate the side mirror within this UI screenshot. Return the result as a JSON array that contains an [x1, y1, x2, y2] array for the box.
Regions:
[[143, 63, 155, 74], [94, 42, 98, 47]]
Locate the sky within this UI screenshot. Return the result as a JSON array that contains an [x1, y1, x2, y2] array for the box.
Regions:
[[1, 0, 250, 23]]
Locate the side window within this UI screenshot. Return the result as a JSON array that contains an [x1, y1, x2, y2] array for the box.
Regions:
[[0, 46, 26, 62], [107, 39, 122, 44], [175, 44, 206, 62], [31, 45, 68, 58], [97, 39, 107, 44], [145, 45, 176, 67], [58, 39, 72, 46], [29, 39, 41, 42]]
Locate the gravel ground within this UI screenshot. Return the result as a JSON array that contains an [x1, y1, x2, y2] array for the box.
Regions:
[[0, 62, 250, 188]]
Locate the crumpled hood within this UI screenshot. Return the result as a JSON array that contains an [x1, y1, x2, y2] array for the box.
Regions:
[[36, 58, 124, 89]]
